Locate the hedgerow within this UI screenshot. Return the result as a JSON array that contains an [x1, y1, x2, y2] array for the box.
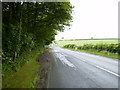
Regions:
[[63, 43, 120, 54]]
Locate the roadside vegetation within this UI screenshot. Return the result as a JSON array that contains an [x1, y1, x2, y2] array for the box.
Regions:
[[3, 48, 44, 88], [2, 2, 73, 88], [63, 43, 119, 59], [56, 39, 119, 59]]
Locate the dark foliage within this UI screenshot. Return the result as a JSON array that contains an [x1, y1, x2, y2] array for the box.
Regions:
[[2, 2, 73, 74]]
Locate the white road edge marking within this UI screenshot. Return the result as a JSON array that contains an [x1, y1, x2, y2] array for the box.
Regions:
[[72, 52, 119, 77], [53, 48, 119, 76], [95, 65, 120, 77]]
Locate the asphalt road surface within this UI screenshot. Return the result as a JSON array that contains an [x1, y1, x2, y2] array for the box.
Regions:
[[47, 47, 119, 88]]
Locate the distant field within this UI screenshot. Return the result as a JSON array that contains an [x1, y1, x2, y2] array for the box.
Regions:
[[56, 39, 118, 47]]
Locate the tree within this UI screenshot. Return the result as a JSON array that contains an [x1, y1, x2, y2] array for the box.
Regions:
[[2, 2, 73, 72]]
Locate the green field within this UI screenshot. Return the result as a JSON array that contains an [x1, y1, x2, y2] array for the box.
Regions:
[[56, 39, 118, 47]]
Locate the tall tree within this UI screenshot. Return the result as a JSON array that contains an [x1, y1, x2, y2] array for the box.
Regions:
[[2, 2, 73, 72]]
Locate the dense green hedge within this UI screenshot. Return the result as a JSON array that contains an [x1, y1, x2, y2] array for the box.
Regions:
[[64, 44, 120, 54]]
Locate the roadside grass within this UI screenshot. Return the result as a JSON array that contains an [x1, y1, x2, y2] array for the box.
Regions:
[[56, 39, 118, 47], [2, 48, 48, 88], [63, 47, 119, 59]]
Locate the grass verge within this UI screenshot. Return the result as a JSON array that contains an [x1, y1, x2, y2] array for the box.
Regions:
[[2, 48, 47, 88], [63, 48, 119, 59]]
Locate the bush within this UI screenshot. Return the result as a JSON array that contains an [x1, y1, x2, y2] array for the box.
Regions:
[[63, 43, 119, 54], [64, 44, 76, 49]]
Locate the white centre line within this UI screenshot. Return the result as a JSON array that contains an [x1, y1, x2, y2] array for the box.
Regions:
[[80, 57, 120, 77], [95, 65, 120, 77], [70, 52, 119, 77]]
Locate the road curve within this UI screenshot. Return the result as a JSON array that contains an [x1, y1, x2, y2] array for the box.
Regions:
[[47, 47, 119, 88]]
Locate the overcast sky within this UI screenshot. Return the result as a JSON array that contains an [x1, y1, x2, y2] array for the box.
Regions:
[[55, 0, 119, 40]]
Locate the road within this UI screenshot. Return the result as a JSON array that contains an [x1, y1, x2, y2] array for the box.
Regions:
[[47, 47, 119, 88]]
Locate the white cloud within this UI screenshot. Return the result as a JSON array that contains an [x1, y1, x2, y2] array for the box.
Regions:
[[55, 0, 119, 39]]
